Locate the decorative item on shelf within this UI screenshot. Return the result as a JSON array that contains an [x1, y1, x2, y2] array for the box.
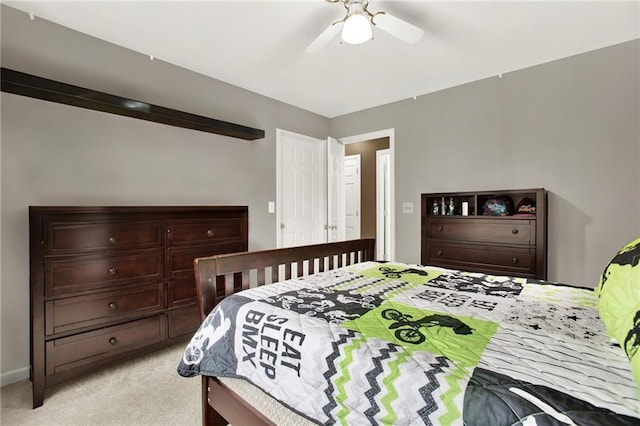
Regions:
[[432, 199, 439, 215], [482, 196, 514, 216], [448, 197, 455, 215], [461, 201, 469, 216], [513, 197, 537, 217], [440, 196, 446, 215]]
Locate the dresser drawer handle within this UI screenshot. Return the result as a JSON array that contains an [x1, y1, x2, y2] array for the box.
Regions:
[[437, 226, 443, 232], [512, 229, 519, 235], [109, 302, 118, 311], [512, 257, 519, 264], [108, 267, 117, 276], [108, 236, 117, 245], [206, 229, 215, 238], [437, 250, 443, 256], [109, 337, 118, 345]]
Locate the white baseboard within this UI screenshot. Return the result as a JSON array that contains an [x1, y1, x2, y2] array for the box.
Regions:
[[1, 367, 30, 387]]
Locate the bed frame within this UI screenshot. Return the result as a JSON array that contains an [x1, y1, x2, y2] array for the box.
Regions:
[[192, 238, 376, 426]]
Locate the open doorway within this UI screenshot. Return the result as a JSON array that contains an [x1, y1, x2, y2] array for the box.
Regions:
[[340, 129, 394, 261], [343, 136, 391, 260]]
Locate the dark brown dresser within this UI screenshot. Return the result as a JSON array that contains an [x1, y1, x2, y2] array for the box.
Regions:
[[421, 189, 546, 279], [29, 206, 248, 408]]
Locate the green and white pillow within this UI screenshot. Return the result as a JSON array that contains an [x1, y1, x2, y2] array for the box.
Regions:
[[595, 237, 640, 388]]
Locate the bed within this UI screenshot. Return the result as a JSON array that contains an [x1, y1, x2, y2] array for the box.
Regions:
[[177, 238, 640, 425]]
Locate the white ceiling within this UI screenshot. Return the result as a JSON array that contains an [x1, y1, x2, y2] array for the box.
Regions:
[[4, 1, 639, 118]]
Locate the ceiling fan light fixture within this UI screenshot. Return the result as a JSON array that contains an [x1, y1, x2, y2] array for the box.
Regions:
[[306, 0, 423, 52], [341, 10, 372, 45]]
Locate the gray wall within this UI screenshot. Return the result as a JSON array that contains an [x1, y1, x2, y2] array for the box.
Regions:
[[0, 5, 330, 381], [1, 3, 639, 383], [332, 39, 640, 287]]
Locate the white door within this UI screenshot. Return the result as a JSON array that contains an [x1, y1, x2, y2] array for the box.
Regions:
[[276, 129, 327, 248], [344, 155, 361, 240], [376, 149, 391, 260], [327, 137, 345, 242]]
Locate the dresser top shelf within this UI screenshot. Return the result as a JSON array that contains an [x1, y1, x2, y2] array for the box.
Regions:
[[423, 188, 545, 219]]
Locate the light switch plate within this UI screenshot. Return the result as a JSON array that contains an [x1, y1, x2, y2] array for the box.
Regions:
[[268, 201, 275, 213], [402, 202, 414, 214]]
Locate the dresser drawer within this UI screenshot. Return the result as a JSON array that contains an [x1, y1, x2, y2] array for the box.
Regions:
[[167, 242, 247, 281], [45, 219, 163, 254], [168, 279, 197, 307], [168, 305, 201, 339], [167, 218, 246, 247], [427, 218, 534, 245], [45, 315, 165, 375], [425, 242, 535, 276], [45, 250, 164, 295], [46, 283, 164, 335]]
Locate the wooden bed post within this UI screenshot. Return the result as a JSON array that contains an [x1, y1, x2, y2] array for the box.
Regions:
[[202, 377, 227, 426]]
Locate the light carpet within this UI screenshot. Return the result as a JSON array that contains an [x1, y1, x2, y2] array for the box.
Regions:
[[0, 341, 200, 426]]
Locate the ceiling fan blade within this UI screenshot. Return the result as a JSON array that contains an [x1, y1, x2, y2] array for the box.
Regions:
[[372, 12, 424, 44], [305, 21, 344, 53]]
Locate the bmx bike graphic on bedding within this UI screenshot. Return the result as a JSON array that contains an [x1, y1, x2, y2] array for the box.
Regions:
[[381, 308, 473, 344], [379, 266, 429, 279]]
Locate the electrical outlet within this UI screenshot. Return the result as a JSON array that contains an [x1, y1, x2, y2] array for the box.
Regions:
[[268, 201, 275, 213]]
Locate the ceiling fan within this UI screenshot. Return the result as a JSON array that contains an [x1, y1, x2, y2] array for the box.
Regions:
[[305, 0, 424, 53]]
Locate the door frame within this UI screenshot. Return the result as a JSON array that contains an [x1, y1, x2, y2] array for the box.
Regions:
[[327, 137, 345, 242], [340, 128, 395, 260], [376, 149, 391, 260]]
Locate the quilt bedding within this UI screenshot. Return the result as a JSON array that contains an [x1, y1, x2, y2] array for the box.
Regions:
[[177, 261, 640, 425]]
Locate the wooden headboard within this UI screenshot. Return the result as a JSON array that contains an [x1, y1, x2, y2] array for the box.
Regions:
[[193, 238, 376, 320]]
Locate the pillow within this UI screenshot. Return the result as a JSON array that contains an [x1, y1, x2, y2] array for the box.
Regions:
[[621, 308, 640, 389], [595, 236, 640, 386]]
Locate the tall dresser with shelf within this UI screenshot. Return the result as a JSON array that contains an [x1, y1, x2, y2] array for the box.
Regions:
[[421, 188, 547, 279], [29, 206, 248, 408]]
